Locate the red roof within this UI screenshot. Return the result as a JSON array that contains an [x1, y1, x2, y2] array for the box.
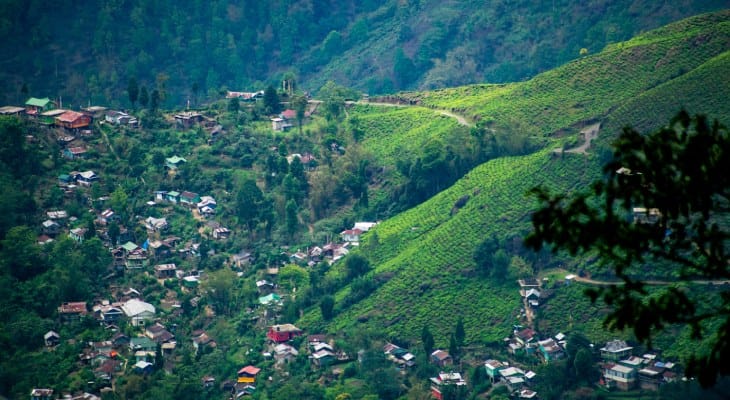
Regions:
[[56, 110, 85, 123], [281, 109, 296, 119], [341, 229, 363, 235], [59, 301, 87, 313], [516, 328, 535, 340], [238, 365, 260, 376], [68, 146, 87, 155]]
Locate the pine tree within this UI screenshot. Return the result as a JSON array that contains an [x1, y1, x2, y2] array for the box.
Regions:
[[263, 85, 281, 115], [139, 86, 149, 108], [127, 77, 139, 108], [421, 326, 434, 356], [455, 317, 465, 347]]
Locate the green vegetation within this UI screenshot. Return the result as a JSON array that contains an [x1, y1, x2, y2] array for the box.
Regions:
[[527, 112, 730, 386], [0, 9, 729, 400], [1, 1, 727, 106], [403, 11, 730, 136]]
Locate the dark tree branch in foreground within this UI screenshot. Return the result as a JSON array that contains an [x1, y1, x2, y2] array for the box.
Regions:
[[526, 111, 730, 387]]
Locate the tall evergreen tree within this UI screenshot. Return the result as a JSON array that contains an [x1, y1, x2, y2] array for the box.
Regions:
[[150, 89, 160, 112], [263, 85, 281, 115], [285, 199, 298, 238], [320, 295, 335, 320], [449, 333, 458, 360], [291, 94, 308, 134], [421, 325, 435, 356], [228, 96, 240, 113], [237, 179, 264, 232], [455, 317, 465, 347], [127, 77, 139, 108], [139, 86, 149, 108], [108, 222, 120, 247]]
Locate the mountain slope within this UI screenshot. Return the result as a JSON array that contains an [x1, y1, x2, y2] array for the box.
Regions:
[[0, 1, 726, 106], [309, 150, 595, 344], [302, 10, 730, 345], [401, 10, 730, 136]]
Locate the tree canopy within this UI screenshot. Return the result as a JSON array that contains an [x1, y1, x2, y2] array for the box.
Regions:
[[526, 111, 730, 386]]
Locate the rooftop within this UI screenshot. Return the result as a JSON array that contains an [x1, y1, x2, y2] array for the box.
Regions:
[[238, 365, 260, 375], [269, 323, 301, 333], [601, 339, 633, 353]]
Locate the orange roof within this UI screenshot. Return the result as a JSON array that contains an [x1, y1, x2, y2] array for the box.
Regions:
[[237, 365, 260, 376], [56, 110, 85, 123]]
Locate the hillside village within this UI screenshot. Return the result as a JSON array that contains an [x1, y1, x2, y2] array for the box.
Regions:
[[1, 90, 695, 400]]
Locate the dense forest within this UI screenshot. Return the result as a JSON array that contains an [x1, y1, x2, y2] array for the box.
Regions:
[[0, 0, 727, 107]]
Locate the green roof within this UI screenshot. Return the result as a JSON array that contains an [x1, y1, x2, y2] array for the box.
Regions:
[[165, 156, 187, 164], [25, 97, 51, 107], [259, 293, 282, 305], [167, 191, 180, 197], [122, 241, 138, 251], [130, 336, 155, 348]]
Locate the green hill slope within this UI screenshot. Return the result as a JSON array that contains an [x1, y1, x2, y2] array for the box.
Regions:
[[311, 150, 596, 344], [301, 10, 730, 346], [402, 11, 730, 136], [1, 1, 726, 106], [351, 105, 463, 164]]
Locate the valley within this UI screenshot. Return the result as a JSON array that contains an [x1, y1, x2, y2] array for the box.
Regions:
[[0, 8, 729, 400]]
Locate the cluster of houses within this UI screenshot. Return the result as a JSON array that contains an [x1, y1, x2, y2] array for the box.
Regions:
[[500, 273, 680, 397], [30, 388, 103, 400], [153, 189, 219, 219], [205, 326, 351, 399], [45, 286, 221, 395], [599, 340, 678, 391], [484, 359, 538, 399], [52, 295, 165, 378], [425, 341, 542, 399], [1, 97, 140, 133], [383, 342, 416, 369], [280, 221, 376, 269], [506, 327, 567, 364]]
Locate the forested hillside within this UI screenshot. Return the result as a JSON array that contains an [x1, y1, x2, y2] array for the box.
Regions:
[[0, 8, 729, 400], [0, 0, 726, 107], [312, 7, 730, 366]]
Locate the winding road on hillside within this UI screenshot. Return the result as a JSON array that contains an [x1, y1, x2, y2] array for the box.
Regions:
[[565, 272, 730, 286], [565, 122, 601, 154], [346, 100, 475, 127]]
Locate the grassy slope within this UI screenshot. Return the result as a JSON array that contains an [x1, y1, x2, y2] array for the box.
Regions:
[[407, 11, 730, 136], [601, 50, 730, 135], [299, 11, 730, 348], [352, 105, 463, 165], [300, 150, 596, 344]]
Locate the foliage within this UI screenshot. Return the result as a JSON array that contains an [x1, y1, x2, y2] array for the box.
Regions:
[[526, 112, 730, 386], [237, 178, 264, 232], [263, 85, 281, 115], [345, 254, 371, 279], [320, 295, 335, 320], [1, 1, 726, 106], [421, 325, 434, 356], [0, 12, 729, 400]]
